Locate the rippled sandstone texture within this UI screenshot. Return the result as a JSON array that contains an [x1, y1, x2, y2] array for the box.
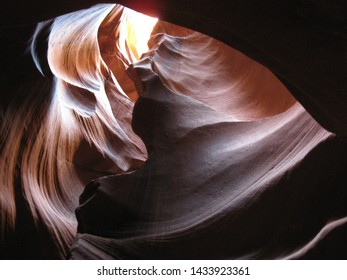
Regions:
[[1, 1, 347, 259]]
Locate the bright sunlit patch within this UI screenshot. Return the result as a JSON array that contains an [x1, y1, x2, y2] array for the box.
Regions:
[[125, 10, 158, 60]]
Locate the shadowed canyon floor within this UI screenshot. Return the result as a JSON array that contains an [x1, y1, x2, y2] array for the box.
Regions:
[[1, 1, 347, 259]]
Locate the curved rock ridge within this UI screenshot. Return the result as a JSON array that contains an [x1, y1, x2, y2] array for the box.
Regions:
[[1, 2, 347, 259], [146, 32, 296, 121], [72, 51, 345, 259]]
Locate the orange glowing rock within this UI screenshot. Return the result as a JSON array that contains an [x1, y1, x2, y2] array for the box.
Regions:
[[1, 2, 347, 260]]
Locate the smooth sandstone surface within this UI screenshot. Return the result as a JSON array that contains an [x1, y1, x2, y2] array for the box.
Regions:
[[1, 1, 347, 259]]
